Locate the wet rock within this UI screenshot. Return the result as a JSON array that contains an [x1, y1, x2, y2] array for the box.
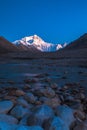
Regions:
[[55, 105, 75, 128], [8, 80, 15, 84], [15, 90, 25, 96], [74, 110, 86, 121], [50, 83, 58, 89], [70, 101, 83, 111], [64, 95, 74, 102], [0, 122, 43, 130], [24, 78, 39, 84], [10, 105, 29, 119], [49, 116, 69, 130], [0, 100, 14, 114], [79, 93, 85, 100], [27, 105, 54, 126], [0, 114, 18, 124], [24, 92, 37, 103], [19, 114, 32, 125], [34, 88, 45, 97], [44, 87, 55, 98], [24, 85, 31, 90], [40, 96, 61, 108], [17, 98, 29, 108], [45, 77, 51, 83], [74, 121, 87, 130], [16, 125, 43, 130], [0, 122, 17, 130]]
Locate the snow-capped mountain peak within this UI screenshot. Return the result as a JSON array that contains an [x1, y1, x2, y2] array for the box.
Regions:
[[13, 35, 66, 52]]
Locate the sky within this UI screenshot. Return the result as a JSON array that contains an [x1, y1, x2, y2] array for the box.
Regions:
[[0, 0, 87, 44]]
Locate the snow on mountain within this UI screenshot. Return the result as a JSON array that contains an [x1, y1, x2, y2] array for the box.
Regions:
[[13, 35, 66, 52]]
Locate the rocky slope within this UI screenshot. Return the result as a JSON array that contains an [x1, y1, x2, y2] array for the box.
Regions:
[[0, 37, 19, 53]]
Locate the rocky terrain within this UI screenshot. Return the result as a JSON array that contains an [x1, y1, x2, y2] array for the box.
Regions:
[[0, 60, 86, 130], [0, 33, 87, 129], [0, 72, 87, 130]]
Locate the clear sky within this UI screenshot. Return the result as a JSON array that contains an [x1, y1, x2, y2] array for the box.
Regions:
[[0, 0, 87, 44]]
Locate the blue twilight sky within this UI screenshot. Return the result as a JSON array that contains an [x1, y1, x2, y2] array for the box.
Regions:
[[0, 0, 87, 44]]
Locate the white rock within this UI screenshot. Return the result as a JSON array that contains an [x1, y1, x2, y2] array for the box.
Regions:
[[11, 105, 29, 119], [49, 116, 69, 130], [0, 100, 14, 114], [0, 114, 18, 124], [55, 105, 75, 128], [17, 98, 29, 108], [27, 105, 54, 126], [0, 121, 17, 130], [16, 125, 43, 130]]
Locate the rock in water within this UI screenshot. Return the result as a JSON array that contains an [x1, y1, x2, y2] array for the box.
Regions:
[[0, 114, 18, 124], [55, 105, 75, 128], [24, 92, 37, 103], [10, 105, 29, 119], [0, 100, 14, 114], [49, 116, 69, 130], [17, 98, 29, 108], [0, 122, 43, 130], [16, 125, 43, 130], [27, 105, 54, 126], [0, 122, 17, 130]]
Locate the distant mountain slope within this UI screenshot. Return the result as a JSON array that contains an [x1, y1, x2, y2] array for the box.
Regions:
[[64, 33, 87, 50], [0, 36, 19, 53], [13, 35, 65, 52]]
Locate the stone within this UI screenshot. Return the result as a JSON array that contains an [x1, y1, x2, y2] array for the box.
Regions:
[[49, 116, 69, 130], [10, 105, 29, 119], [15, 90, 25, 96], [40, 96, 61, 108], [27, 105, 54, 126], [74, 121, 87, 130], [44, 87, 55, 98], [19, 113, 32, 125], [16, 125, 43, 130], [24, 92, 37, 103], [74, 110, 86, 121], [0, 122, 43, 130], [17, 98, 29, 108], [51, 83, 58, 89], [0, 114, 18, 124], [0, 100, 14, 114], [70, 101, 83, 111], [0, 122, 17, 130], [55, 105, 75, 128]]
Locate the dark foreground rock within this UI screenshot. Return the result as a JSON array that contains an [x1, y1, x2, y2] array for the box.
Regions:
[[0, 78, 87, 130]]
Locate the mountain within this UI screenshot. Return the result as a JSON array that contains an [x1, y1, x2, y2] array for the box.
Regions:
[[13, 35, 66, 52], [0, 36, 19, 53], [53, 33, 87, 59], [64, 33, 87, 50]]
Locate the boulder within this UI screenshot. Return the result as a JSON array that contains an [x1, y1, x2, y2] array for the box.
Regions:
[[0, 114, 18, 124], [16, 125, 43, 130], [19, 113, 32, 125], [17, 98, 29, 108], [15, 90, 25, 96], [27, 105, 54, 126], [39, 96, 60, 108], [49, 116, 69, 130], [74, 121, 87, 130], [10, 105, 29, 119], [24, 92, 37, 103], [0, 100, 14, 114], [55, 105, 75, 128], [0, 122, 43, 130], [0, 122, 17, 130], [43, 87, 55, 98]]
